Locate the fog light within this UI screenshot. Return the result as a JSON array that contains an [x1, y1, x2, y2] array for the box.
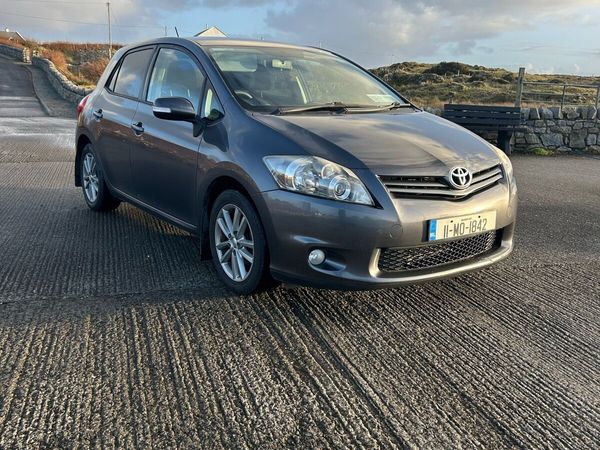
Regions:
[[308, 249, 326, 266]]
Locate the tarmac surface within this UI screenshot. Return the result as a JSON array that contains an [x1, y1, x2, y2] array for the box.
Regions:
[[1, 55, 599, 449]]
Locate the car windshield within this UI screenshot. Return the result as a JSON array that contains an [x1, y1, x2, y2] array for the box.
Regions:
[[206, 45, 406, 113]]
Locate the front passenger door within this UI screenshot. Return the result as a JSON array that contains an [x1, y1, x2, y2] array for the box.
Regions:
[[130, 47, 206, 226]]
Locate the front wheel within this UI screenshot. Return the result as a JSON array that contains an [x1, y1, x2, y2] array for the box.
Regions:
[[80, 144, 120, 211], [209, 190, 272, 294]]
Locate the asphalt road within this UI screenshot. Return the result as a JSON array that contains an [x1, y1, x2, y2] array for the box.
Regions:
[[1, 56, 599, 449]]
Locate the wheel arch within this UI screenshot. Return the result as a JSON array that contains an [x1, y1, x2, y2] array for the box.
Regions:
[[199, 174, 262, 261]]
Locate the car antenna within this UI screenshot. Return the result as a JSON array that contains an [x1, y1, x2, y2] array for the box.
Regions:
[[175, 27, 180, 37]]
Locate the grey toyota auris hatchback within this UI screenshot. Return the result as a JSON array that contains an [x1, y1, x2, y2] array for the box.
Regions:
[[75, 37, 517, 294]]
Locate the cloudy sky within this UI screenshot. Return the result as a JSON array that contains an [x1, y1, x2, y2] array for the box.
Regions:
[[1, 0, 600, 75]]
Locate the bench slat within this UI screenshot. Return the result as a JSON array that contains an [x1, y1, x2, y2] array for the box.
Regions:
[[443, 117, 522, 126], [443, 104, 521, 113], [443, 110, 522, 119], [462, 125, 526, 131]]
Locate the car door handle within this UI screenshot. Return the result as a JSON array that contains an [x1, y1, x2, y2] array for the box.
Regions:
[[92, 109, 103, 120], [131, 122, 144, 135]]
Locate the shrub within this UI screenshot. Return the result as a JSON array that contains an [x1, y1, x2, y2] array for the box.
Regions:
[[424, 62, 475, 76], [0, 37, 25, 49], [79, 58, 109, 84], [41, 49, 68, 73]]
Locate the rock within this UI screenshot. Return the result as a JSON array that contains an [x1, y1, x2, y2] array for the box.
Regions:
[[534, 120, 546, 128], [576, 106, 588, 119], [577, 106, 596, 119], [573, 122, 584, 130], [589, 145, 600, 155], [525, 133, 540, 144], [521, 108, 530, 120], [549, 107, 563, 119], [556, 146, 572, 153], [540, 133, 564, 147], [529, 108, 540, 120], [586, 134, 597, 146], [540, 108, 554, 119], [569, 129, 587, 148], [550, 126, 571, 134], [562, 106, 579, 120]]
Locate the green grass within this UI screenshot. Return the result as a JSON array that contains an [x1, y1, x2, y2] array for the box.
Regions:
[[531, 147, 556, 156], [371, 61, 600, 109]]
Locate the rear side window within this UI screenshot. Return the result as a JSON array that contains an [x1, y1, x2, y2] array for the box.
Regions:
[[112, 48, 153, 98]]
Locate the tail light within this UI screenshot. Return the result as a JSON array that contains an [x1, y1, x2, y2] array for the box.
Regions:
[[77, 94, 91, 118]]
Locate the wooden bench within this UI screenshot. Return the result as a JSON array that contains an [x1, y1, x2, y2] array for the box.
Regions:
[[442, 104, 525, 155]]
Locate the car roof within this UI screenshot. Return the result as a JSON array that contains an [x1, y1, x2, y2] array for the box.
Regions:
[[119, 37, 329, 55], [190, 37, 324, 52]]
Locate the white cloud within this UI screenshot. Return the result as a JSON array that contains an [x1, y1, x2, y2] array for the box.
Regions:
[[1, 0, 599, 73], [256, 0, 598, 66]]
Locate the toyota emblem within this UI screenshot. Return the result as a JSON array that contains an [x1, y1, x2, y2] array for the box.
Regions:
[[448, 167, 472, 189]]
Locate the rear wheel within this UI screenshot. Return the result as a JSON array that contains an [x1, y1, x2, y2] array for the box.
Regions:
[[209, 190, 272, 294], [80, 144, 120, 211]]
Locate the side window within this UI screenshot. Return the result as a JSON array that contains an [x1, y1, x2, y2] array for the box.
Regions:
[[106, 61, 120, 92], [202, 86, 225, 119], [113, 48, 153, 98], [146, 48, 205, 110]]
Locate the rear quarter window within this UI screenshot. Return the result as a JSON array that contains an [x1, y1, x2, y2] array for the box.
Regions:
[[112, 48, 153, 99]]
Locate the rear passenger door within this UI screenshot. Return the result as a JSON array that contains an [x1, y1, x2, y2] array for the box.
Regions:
[[129, 46, 206, 226], [92, 46, 154, 195]]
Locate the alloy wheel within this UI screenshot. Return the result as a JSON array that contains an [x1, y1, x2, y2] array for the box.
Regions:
[[214, 204, 255, 282], [82, 153, 99, 203]]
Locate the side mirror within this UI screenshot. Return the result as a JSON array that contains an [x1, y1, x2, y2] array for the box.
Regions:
[[205, 108, 224, 122], [152, 97, 196, 123]]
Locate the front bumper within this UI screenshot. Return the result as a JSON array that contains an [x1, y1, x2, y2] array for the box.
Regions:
[[253, 176, 517, 290]]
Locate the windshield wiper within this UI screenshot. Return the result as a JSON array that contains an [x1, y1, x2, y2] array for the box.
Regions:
[[274, 101, 414, 115], [346, 102, 414, 113], [274, 102, 349, 115]]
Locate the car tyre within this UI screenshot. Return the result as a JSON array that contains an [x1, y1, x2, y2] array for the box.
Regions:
[[80, 144, 120, 212], [209, 190, 273, 295]]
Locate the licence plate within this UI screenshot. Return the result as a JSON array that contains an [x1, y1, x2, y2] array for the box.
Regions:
[[428, 211, 496, 241]]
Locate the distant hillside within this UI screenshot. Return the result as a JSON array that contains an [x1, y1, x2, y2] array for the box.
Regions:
[[371, 61, 600, 109]]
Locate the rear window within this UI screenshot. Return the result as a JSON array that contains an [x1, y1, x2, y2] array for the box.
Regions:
[[112, 48, 153, 98]]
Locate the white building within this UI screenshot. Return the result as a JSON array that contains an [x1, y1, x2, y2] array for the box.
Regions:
[[195, 26, 227, 38]]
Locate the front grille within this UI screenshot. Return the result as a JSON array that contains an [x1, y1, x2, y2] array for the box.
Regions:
[[378, 231, 498, 272], [379, 164, 503, 200]]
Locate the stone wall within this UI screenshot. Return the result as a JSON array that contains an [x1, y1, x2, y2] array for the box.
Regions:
[[0, 44, 29, 62], [424, 105, 599, 154], [514, 106, 599, 154], [31, 56, 93, 104]]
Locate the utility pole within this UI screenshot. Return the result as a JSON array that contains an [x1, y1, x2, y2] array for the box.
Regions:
[[164, 25, 168, 37], [106, 2, 112, 59]]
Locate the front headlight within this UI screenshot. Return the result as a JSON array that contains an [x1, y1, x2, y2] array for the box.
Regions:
[[263, 156, 374, 205]]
